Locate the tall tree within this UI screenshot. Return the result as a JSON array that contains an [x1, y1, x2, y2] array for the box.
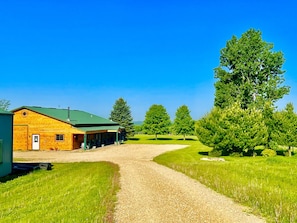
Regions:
[[0, 99, 10, 111], [143, 104, 171, 139], [271, 103, 297, 156], [196, 103, 268, 155], [110, 98, 134, 137], [214, 29, 290, 109], [172, 105, 194, 140]]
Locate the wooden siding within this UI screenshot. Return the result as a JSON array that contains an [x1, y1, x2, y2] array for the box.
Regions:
[[13, 109, 84, 151]]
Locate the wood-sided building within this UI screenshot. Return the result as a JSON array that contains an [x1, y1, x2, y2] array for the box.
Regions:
[[12, 106, 123, 151], [0, 109, 13, 177]]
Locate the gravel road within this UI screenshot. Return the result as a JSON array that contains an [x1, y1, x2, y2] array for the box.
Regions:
[[14, 144, 265, 223]]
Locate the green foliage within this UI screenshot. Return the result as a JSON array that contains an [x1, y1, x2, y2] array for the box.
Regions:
[[154, 146, 297, 222], [271, 103, 297, 156], [261, 149, 277, 157], [0, 162, 120, 222], [214, 29, 289, 110], [172, 105, 195, 140], [196, 103, 268, 155], [126, 134, 200, 146], [143, 104, 171, 139], [134, 124, 143, 134], [0, 99, 10, 111], [110, 97, 134, 137], [262, 101, 276, 148], [208, 149, 222, 157]]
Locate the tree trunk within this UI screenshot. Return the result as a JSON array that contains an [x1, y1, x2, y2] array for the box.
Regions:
[[288, 146, 292, 157], [155, 134, 158, 140], [183, 134, 185, 140]]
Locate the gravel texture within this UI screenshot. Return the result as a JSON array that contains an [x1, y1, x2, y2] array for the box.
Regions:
[[14, 144, 265, 223]]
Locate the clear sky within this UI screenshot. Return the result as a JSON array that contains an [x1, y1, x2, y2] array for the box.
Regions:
[[1, 0, 296, 121]]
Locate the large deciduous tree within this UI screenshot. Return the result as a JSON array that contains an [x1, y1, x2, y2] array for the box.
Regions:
[[172, 105, 194, 140], [196, 103, 268, 155], [110, 97, 134, 137], [0, 99, 10, 111], [143, 104, 171, 139], [214, 29, 290, 109]]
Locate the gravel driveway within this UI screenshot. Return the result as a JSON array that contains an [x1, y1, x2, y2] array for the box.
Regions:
[[14, 144, 265, 223]]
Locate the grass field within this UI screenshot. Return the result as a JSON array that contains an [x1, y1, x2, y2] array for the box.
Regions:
[[2, 134, 296, 222], [129, 134, 297, 223], [0, 162, 120, 223]]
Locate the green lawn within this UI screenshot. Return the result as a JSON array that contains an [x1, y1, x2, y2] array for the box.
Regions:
[[129, 134, 297, 223], [0, 162, 120, 223], [3, 134, 296, 222]]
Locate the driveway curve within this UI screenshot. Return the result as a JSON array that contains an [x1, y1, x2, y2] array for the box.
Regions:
[[14, 144, 265, 223]]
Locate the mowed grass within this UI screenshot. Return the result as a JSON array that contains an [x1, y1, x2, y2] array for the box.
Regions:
[[0, 162, 120, 223], [128, 134, 297, 223]]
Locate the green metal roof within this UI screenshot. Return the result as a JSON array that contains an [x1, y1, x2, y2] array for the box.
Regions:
[[75, 125, 120, 133], [0, 108, 13, 115], [12, 106, 117, 126]]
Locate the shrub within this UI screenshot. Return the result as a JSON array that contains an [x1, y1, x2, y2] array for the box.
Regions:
[[208, 149, 222, 157], [261, 149, 277, 157]]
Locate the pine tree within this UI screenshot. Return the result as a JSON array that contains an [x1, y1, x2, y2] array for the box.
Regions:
[[196, 103, 268, 155], [110, 98, 134, 137], [271, 103, 297, 156]]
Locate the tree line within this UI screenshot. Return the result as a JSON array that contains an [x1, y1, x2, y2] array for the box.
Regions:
[[109, 98, 195, 140]]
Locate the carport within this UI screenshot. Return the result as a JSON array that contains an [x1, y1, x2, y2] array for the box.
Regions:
[[75, 126, 124, 150]]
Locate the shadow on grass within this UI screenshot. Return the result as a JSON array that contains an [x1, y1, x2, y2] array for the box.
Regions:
[[148, 138, 173, 141], [0, 163, 53, 184], [0, 170, 32, 183], [177, 138, 198, 141], [127, 137, 140, 141]]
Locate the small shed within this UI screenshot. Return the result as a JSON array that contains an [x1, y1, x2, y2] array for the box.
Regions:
[[0, 109, 13, 177]]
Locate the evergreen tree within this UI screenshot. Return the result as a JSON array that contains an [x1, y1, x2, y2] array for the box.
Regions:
[[196, 103, 268, 155], [143, 104, 171, 139], [110, 98, 134, 137], [172, 105, 194, 140], [271, 103, 297, 156], [214, 29, 289, 109]]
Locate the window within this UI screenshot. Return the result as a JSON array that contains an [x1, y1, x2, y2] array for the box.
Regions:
[[55, 134, 64, 141]]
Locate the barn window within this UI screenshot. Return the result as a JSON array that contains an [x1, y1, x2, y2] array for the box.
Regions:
[[55, 134, 64, 141]]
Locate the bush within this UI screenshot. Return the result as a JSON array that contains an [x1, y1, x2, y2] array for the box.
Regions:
[[230, 152, 243, 157], [261, 149, 277, 157], [208, 149, 222, 157]]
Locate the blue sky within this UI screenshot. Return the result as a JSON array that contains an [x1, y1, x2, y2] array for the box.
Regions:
[[1, 0, 296, 121]]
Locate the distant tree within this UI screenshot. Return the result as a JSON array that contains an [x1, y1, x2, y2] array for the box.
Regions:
[[110, 98, 134, 137], [214, 29, 290, 110], [134, 125, 143, 134], [143, 104, 171, 139], [271, 103, 297, 156], [0, 99, 10, 110], [196, 103, 268, 156], [172, 105, 195, 140]]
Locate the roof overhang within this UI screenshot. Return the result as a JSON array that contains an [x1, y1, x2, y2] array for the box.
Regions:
[[74, 125, 121, 134]]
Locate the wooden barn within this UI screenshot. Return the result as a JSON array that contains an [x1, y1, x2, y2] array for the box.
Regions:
[[0, 109, 13, 177], [12, 106, 123, 151]]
